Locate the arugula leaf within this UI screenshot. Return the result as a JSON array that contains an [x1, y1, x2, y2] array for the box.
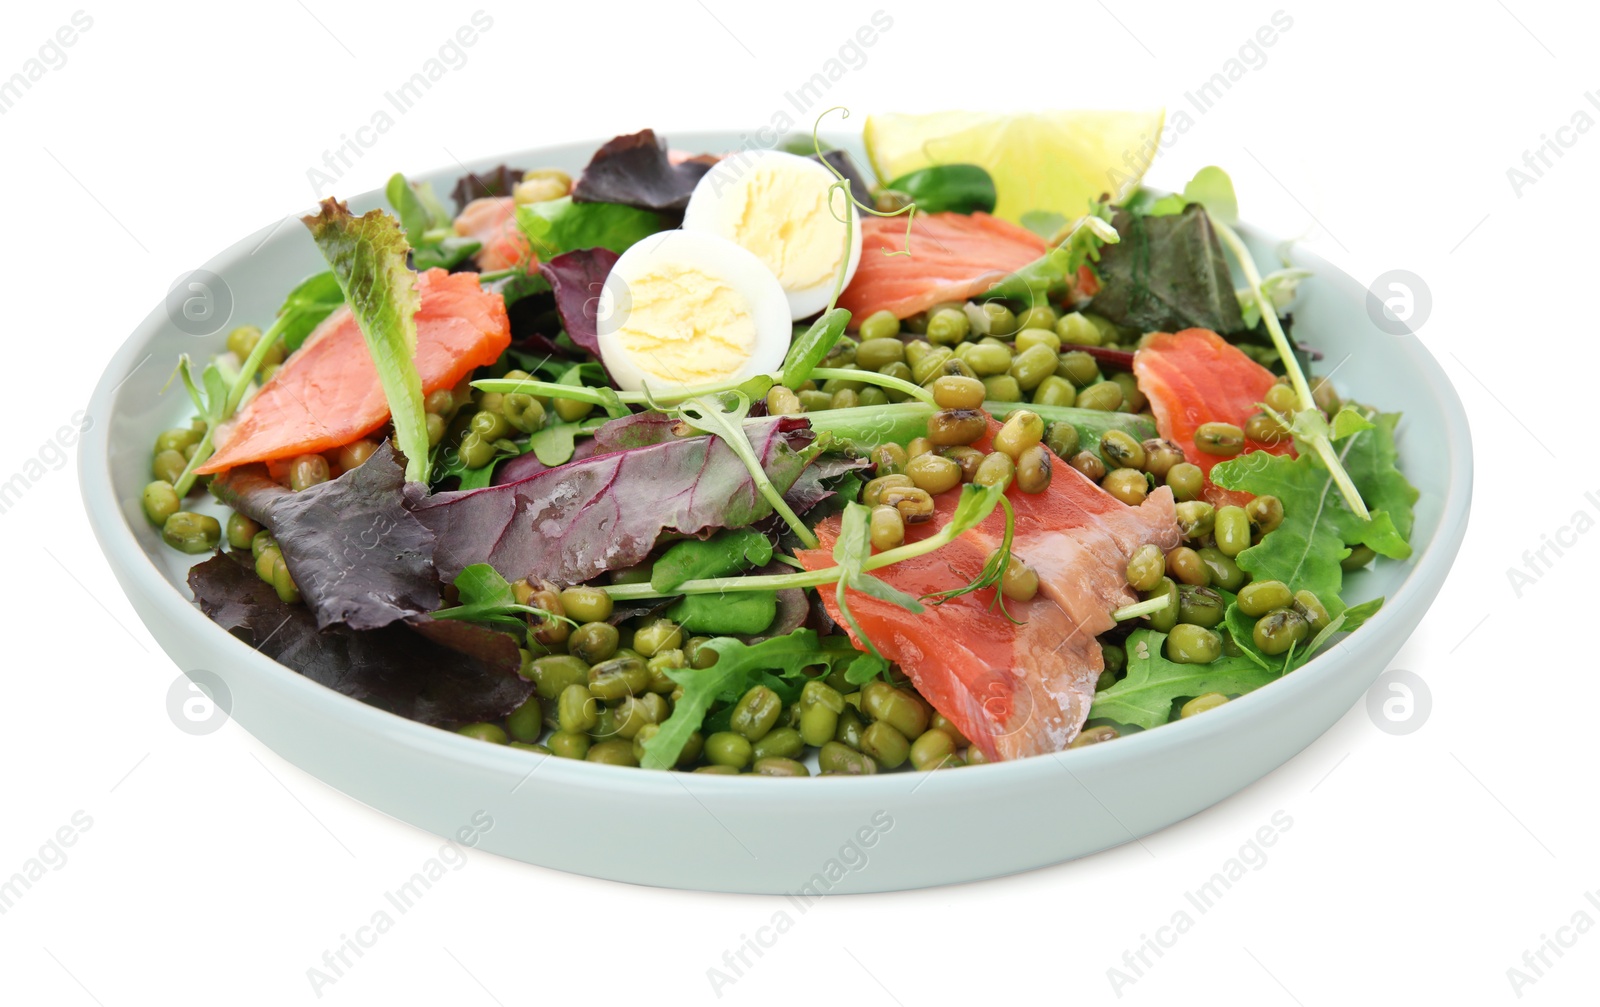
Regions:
[[1211, 448, 1411, 618], [303, 200, 430, 483], [639, 629, 871, 769], [1340, 408, 1418, 543], [276, 271, 346, 352], [1089, 629, 1280, 730], [516, 196, 665, 260]]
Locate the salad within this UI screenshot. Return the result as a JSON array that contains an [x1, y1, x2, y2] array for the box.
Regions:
[[143, 110, 1419, 776]]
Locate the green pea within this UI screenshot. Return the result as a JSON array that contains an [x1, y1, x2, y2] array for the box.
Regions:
[[1099, 430, 1146, 471], [548, 730, 591, 759], [730, 685, 783, 742], [612, 694, 664, 740], [879, 361, 916, 402], [457, 723, 508, 744], [855, 337, 906, 372], [250, 529, 277, 559], [1008, 344, 1059, 391], [1015, 329, 1061, 360], [965, 342, 1013, 376], [748, 756, 806, 777], [506, 694, 543, 742], [1146, 577, 1180, 632], [632, 618, 682, 658], [903, 339, 937, 369], [1237, 579, 1293, 617], [821, 374, 865, 395], [857, 386, 889, 407], [1141, 439, 1186, 479], [154, 427, 201, 454], [1180, 693, 1229, 718], [586, 739, 638, 766], [1194, 422, 1245, 457], [1215, 505, 1252, 557], [269, 555, 300, 604], [1032, 375, 1076, 408], [152, 449, 187, 484], [926, 307, 971, 346], [558, 586, 613, 623], [1056, 312, 1104, 347], [1166, 624, 1222, 664], [162, 512, 221, 554], [1166, 462, 1204, 501], [1253, 608, 1309, 655], [1045, 421, 1080, 459], [861, 681, 930, 738], [1016, 305, 1059, 331], [1196, 548, 1247, 591], [705, 731, 753, 769], [529, 655, 590, 700], [503, 394, 546, 434], [289, 454, 330, 492], [1057, 350, 1100, 387], [973, 302, 1017, 337], [859, 721, 911, 769], [751, 726, 804, 762], [1175, 501, 1216, 540], [141, 481, 181, 527], [588, 655, 649, 702], [858, 310, 901, 343], [818, 740, 876, 776], [1177, 585, 1227, 628], [557, 683, 600, 733], [909, 728, 958, 770], [974, 451, 1015, 491], [1076, 381, 1124, 412], [1293, 590, 1332, 634], [553, 395, 593, 423], [1342, 545, 1377, 571], [834, 705, 866, 749], [1246, 495, 1285, 535], [982, 374, 1023, 403], [1071, 724, 1120, 747], [1111, 372, 1145, 413], [224, 512, 261, 550], [1102, 643, 1127, 678]]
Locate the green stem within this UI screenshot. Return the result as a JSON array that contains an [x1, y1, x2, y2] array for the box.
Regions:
[[172, 314, 292, 496], [603, 487, 1003, 602], [810, 367, 936, 405], [1113, 596, 1171, 621], [471, 375, 751, 407], [1210, 216, 1369, 520]]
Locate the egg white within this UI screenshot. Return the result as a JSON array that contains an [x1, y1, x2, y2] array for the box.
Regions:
[[681, 149, 862, 320], [596, 230, 792, 394]]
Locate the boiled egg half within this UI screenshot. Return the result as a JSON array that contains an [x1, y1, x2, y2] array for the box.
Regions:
[[596, 230, 791, 393], [681, 150, 861, 320]]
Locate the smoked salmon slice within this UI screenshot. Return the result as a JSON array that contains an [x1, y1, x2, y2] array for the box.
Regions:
[[837, 212, 1052, 320], [1133, 328, 1294, 507], [455, 196, 535, 272], [795, 426, 1180, 761], [197, 268, 510, 474]]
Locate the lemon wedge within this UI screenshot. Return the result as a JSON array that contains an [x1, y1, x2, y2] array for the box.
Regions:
[[863, 110, 1166, 227]]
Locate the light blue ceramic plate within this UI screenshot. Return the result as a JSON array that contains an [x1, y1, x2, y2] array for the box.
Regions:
[[80, 133, 1471, 893]]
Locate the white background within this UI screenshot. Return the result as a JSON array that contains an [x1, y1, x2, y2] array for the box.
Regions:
[[0, 1, 1590, 1004]]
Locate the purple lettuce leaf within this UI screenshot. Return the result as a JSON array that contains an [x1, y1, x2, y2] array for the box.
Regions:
[[449, 164, 525, 213], [591, 411, 682, 453], [211, 442, 440, 631], [189, 552, 530, 726], [785, 453, 872, 513], [538, 247, 620, 366], [571, 130, 711, 213], [411, 416, 814, 584]]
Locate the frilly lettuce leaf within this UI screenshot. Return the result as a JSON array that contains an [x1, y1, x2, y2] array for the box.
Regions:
[[302, 200, 430, 483]]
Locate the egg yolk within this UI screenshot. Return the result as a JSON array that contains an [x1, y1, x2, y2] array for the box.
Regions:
[[614, 264, 757, 384], [727, 166, 842, 293]]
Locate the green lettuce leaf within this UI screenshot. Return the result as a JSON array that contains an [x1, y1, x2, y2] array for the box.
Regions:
[[1211, 448, 1410, 618], [515, 196, 665, 259], [639, 629, 871, 769], [303, 199, 430, 483], [1089, 629, 1280, 730]]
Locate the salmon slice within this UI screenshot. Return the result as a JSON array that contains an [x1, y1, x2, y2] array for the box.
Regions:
[[837, 212, 1052, 320], [795, 426, 1180, 761], [455, 196, 535, 272], [1133, 328, 1294, 507], [197, 269, 510, 474]]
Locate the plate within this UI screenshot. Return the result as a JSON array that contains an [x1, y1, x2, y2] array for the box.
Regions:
[[79, 132, 1472, 893]]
